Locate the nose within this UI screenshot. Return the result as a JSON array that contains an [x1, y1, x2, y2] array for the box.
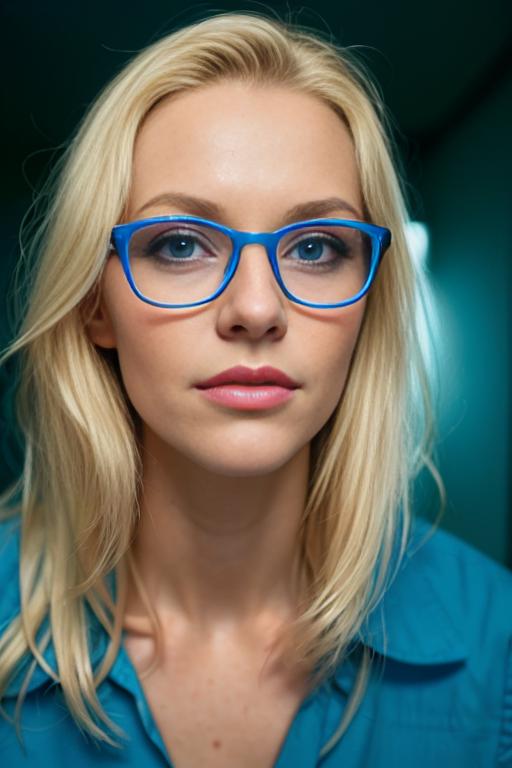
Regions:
[[227, 241, 281, 296], [216, 239, 287, 339]]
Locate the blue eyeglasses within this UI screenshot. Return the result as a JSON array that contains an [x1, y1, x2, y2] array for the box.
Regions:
[[110, 215, 391, 309]]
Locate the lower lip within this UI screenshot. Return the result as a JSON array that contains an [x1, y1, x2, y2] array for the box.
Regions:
[[196, 384, 297, 410]]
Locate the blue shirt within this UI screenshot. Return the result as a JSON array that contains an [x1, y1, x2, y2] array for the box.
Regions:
[[1, 513, 512, 767]]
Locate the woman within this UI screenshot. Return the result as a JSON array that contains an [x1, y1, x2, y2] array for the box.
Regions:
[[0, 11, 511, 767]]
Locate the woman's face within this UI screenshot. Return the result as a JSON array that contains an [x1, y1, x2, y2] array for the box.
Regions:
[[88, 81, 368, 476]]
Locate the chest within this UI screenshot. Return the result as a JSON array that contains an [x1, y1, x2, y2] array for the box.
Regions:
[[123, 630, 312, 768]]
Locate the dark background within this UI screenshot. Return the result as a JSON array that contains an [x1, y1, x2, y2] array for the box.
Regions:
[[1, 1, 511, 564]]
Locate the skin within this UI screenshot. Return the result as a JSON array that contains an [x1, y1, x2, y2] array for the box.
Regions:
[[87, 80, 367, 654]]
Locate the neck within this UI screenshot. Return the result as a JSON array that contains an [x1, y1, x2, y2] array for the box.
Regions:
[[123, 424, 311, 634]]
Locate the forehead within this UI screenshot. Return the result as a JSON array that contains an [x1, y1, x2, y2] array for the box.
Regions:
[[128, 81, 362, 224]]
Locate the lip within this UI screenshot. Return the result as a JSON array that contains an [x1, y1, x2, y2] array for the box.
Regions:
[[196, 385, 296, 411], [195, 365, 301, 389]]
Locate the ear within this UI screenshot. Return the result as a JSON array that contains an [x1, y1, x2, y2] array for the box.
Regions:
[[82, 284, 117, 349]]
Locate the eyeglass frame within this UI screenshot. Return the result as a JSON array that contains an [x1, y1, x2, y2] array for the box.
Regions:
[[109, 215, 391, 310]]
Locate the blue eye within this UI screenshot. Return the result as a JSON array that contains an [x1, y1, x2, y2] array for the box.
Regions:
[[143, 227, 216, 264], [286, 234, 351, 267], [151, 233, 198, 260]]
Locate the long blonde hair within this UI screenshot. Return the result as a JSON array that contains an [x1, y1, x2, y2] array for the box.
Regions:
[[0, 10, 444, 757]]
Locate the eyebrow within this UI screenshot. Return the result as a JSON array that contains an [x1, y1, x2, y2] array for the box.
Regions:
[[134, 192, 363, 225]]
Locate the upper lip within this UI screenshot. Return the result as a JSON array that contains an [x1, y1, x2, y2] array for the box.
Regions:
[[196, 365, 301, 389]]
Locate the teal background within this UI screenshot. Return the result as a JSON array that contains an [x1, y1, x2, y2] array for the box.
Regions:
[[0, 1, 510, 565], [419, 72, 512, 565]]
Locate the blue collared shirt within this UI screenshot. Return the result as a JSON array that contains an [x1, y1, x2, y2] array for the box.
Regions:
[[1, 513, 512, 767]]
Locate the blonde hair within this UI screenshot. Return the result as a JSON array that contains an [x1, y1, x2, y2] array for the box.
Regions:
[[0, 10, 445, 758]]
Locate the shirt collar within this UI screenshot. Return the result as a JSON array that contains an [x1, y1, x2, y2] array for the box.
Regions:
[[2, 515, 467, 699]]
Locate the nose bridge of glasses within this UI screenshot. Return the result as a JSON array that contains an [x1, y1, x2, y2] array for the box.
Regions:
[[224, 230, 282, 293], [232, 230, 279, 264]]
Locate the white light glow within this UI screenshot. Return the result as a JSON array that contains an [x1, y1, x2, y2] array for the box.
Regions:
[[404, 220, 430, 269]]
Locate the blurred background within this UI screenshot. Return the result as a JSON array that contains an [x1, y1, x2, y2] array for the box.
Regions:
[[0, 1, 510, 564]]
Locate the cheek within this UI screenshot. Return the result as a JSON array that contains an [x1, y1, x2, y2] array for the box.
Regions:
[[102, 261, 186, 417], [313, 300, 366, 381], [113, 320, 185, 419], [309, 305, 366, 416], [112, 323, 199, 454]]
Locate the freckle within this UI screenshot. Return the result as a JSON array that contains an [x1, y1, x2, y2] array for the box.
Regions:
[[212, 739, 222, 749]]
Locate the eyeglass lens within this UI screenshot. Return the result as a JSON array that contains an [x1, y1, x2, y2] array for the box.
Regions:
[[127, 220, 373, 306]]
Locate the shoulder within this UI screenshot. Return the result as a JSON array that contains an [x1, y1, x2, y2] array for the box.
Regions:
[[410, 514, 512, 598], [406, 515, 512, 639], [410, 513, 511, 581], [329, 517, 512, 765], [361, 515, 512, 665]]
